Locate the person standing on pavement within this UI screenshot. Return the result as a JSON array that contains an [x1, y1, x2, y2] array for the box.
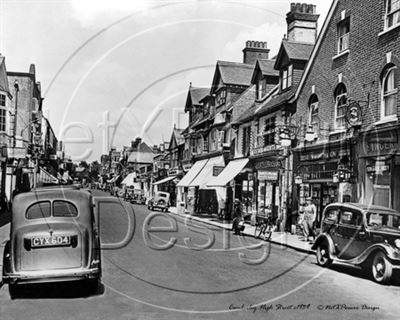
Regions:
[[232, 199, 243, 235], [303, 197, 317, 242]]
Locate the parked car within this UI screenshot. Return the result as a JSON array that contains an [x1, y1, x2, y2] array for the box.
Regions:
[[312, 203, 400, 284], [2, 187, 103, 298], [148, 192, 170, 212]]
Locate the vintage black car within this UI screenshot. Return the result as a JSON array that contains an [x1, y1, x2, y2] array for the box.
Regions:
[[312, 203, 400, 284], [2, 187, 134, 298]]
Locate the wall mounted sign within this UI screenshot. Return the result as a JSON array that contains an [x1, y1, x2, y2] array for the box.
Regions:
[[258, 170, 278, 181], [362, 129, 399, 156], [345, 101, 363, 127], [255, 159, 281, 170]]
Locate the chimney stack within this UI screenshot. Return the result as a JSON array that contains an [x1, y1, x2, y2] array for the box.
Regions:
[[242, 40, 270, 65], [286, 3, 319, 44]]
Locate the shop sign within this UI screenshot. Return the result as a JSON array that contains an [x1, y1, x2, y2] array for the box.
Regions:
[[299, 150, 328, 162], [367, 164, 390, 174], [363, 130, 399, 156], [213, 166, 224, 176], [255, 160, 281, 170], [345, 101, 363, 127], [253, 145, 277, 156], [258, 170, 278, 181], [7, 147, 27, 159]]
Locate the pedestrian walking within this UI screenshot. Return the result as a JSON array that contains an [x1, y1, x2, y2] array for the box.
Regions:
[[302, 197, 317, 242], [232, 199, 244, 235]]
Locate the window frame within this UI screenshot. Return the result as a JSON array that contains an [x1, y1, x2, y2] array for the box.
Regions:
[[385, 0, 400, 30], [0, 94, 6, 133], [381, 65, 398, 120], [308, 94, 319, 134], [334, 84, 348, 130], [337, 18, 350, 53], [281, 65, 293, 91]]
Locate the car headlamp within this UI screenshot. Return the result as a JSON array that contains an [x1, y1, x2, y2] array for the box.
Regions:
[[395, 239, 400, 250]]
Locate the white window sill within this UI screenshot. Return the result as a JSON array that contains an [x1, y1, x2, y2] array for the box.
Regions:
[[332, 49, 350, 60], [374, 116, 398, 126], [378, 24, 400, 37], [329, 129, 346, 136]]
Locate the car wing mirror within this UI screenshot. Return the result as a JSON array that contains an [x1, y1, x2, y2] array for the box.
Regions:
[[93, 196, 136, 250]]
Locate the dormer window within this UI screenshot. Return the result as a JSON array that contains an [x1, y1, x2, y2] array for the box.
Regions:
[[281, 65, 293, 90], [337, 18, 350, 53], [385, 0, 400, 30], [256, 79, 266, 100], [216, 89, 226, 107]]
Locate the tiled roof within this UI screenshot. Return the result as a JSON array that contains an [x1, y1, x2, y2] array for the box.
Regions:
[[234, 104, 258, 125], [217, 60, 255, 86], [282, 41, 314, 61], [258, 59, 279, 76], [255, 85, 298, 117], [173, 128, 185, 146], [190, 87, 209, 105], [0, 56, 10, 93]]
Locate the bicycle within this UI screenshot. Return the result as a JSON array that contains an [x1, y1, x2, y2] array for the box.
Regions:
[[254, 214, 275, 241]]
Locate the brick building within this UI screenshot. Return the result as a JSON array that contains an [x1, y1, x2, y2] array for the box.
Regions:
[[292, 0, 400, 220]]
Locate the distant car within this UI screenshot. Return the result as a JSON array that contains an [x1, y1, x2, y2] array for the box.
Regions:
[[148, 192, 170, 212], [130, 189, 146, 205], [312, 203, 400, 284], [2, 187, 102, 298]]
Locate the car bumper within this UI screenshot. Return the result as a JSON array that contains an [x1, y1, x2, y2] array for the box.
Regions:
[[3, 267, 101, 285]]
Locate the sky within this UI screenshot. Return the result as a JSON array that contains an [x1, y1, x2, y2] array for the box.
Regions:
[[0, 0, 332, 162]]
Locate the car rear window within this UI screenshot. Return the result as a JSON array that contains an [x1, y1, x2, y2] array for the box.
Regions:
[[26, 201, 51, 220], [53, 201, 78, 217]]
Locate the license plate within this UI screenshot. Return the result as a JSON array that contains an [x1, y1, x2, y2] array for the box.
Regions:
[[31, 235, 72, 248]]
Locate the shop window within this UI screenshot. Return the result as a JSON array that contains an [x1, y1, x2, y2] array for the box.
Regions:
[[381, 65, 398, 119], [385, 0, 400, 30], [281, 65, 293, 91], [337, 18, 350, 53], [373, 186, 391, 208], [334, 84, 347, 130]]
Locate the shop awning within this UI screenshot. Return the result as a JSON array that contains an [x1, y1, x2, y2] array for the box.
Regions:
[[152, 176, 176, 185], [177, 159, 208, 187], [121, 173, 137, 186], [207, 158, 249, 187], [190, 156, 225, 188]]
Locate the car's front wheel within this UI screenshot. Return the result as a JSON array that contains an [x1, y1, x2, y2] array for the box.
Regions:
[[316, 241, 332, 267], [371, 251, 393, 284]]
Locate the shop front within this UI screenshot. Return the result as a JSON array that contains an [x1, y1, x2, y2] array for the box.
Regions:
[[177, 156, 225, 214], [253, 158, 281, 220], [207, 158, 250, 218], [358, 126, 400, 210], [294, 140, 353, 224]]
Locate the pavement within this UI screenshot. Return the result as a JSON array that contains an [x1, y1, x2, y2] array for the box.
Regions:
[[168, 207, 315, 255]]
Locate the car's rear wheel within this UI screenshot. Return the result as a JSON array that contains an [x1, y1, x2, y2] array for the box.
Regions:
[[371, 251, 393, 284], [316, 241, 332, 267]]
